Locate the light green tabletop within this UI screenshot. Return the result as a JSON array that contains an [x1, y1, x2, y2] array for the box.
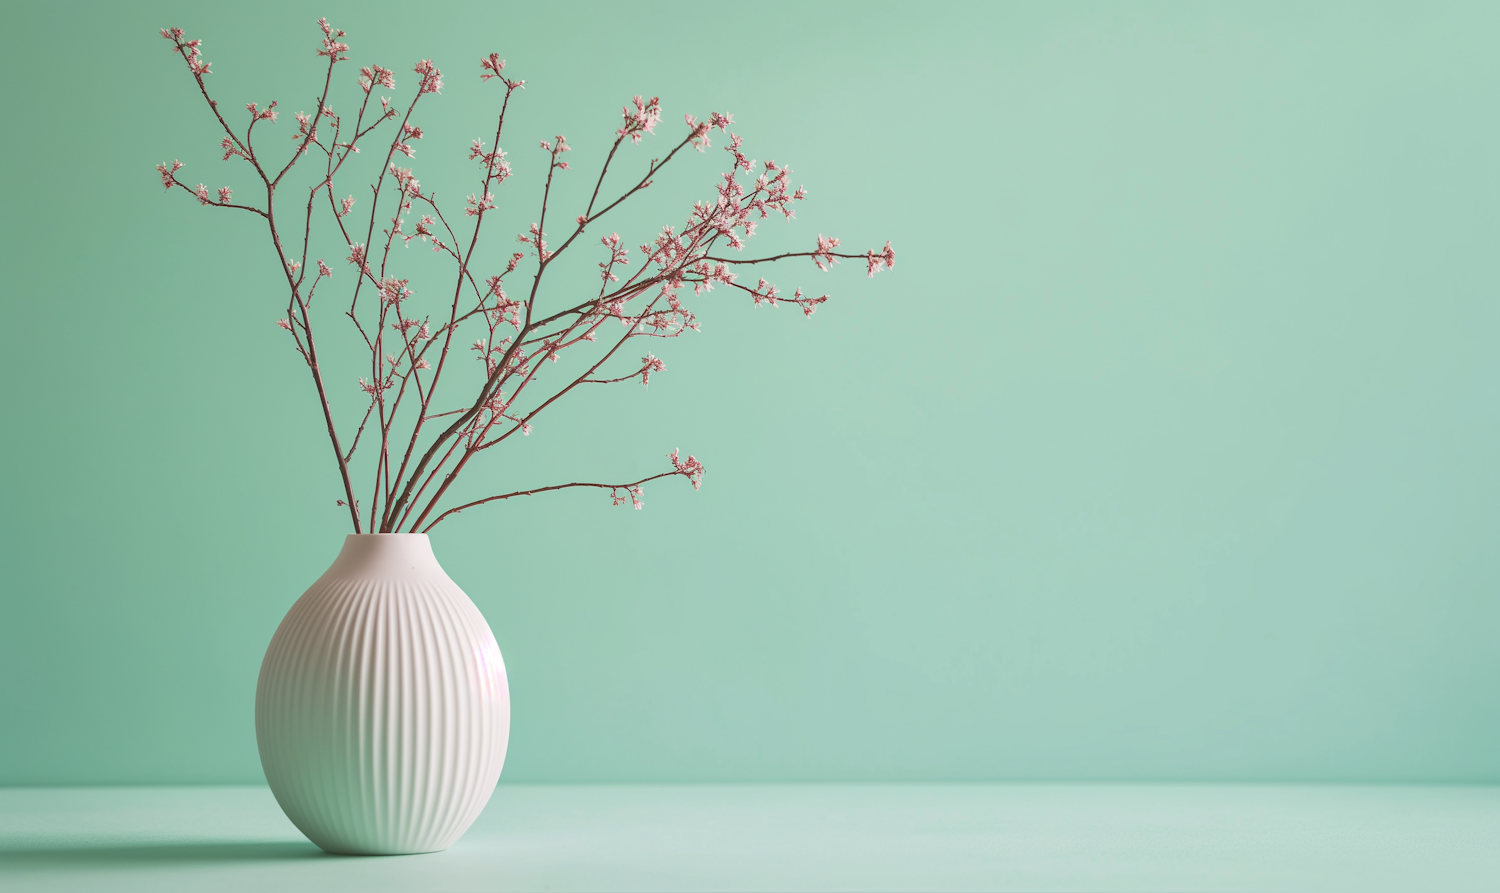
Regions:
[[2, 784, 1496, 891]]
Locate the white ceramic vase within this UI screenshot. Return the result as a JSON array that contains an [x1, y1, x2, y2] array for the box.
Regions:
[[255, 534, 510, 855]]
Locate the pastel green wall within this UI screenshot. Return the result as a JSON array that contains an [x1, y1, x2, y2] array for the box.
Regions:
[[2, 0, 1497, 785]]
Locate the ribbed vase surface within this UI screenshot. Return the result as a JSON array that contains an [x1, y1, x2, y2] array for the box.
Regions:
[[255, 534, 509, 855]]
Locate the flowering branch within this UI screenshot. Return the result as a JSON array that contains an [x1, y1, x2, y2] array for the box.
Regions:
[[417, 449, 704, 531], [155, 20, 893, 533]]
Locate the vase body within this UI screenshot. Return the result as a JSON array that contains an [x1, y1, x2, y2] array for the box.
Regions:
[[255, 534, 509, 855]]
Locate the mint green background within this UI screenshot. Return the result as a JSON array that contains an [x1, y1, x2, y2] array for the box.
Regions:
[[2, 1, 1496, 786]]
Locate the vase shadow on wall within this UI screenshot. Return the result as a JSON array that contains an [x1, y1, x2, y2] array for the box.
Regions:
[[0, 840, 330, 866]]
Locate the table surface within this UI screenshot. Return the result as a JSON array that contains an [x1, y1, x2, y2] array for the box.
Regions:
[[1, 783, 1497, 892]]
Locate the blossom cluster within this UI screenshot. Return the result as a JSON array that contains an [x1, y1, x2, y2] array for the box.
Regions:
[[620, 96, 662, 144], [160, 27, 211, 76]]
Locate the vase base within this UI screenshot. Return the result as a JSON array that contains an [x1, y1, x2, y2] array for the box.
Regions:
[[317, 845, 452, 857]]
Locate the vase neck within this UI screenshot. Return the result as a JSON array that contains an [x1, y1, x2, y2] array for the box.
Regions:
[[324, 534, 444, 578]]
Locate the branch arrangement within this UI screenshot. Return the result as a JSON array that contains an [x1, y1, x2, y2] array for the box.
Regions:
[[155, 20, 894, 533]]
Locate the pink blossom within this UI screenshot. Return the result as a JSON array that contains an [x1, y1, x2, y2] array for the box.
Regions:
[[751, 277, 778, 307], [220, 137, 249, 162], [414, 215, 436, 241], [724, 132, 753, 172], [518, 223, 549, 259], [359, 65, 395, 93], [690, 259, 735, 295], [466, 192, 496, 217], [669, 449, 705, 490], [339, 195, 355, 218], [791, 287, 828, 317], [641, 354, 666, 385], [866, 241, 895, 277], [646, 224, 684, 265], [610, 484, 645, 509], [618, 96, 662, 145], [346, 243, 368, 272], [598, 232, 630, 281], [155, 159, 183, 190], [684, 114, 712, 151], [814, 235, 841, 271], [505, 252, 524, 274], [217, 186, 233, 204], [389, 164, 420, 197], [484, 278, 522, 330], [164, 29, 213, 78], [480, 54, 506, 80], [414, 358, 431, 370], [247, 101, 278, 123], [377, 277, 412, 305], [394, 123, 423, 158], [685, 111, 732, 152], [194, 183, 211, 205], [317, 258, 332, 278], [469, 140, 511, 179], [316, 18, 349, 61], [275, 318, 293, 331], [414, 59, 443, 94]]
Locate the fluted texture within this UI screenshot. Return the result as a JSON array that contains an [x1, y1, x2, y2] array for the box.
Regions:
[[255, 535, 509, 855]]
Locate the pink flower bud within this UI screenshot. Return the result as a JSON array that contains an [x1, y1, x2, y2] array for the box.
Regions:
[[413, 59, 443, 94]]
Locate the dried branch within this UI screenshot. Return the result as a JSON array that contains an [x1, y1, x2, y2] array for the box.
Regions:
[[155, 22, 892, 535]]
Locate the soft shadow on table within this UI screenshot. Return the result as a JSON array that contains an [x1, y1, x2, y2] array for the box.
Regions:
[[0, 840, 329, 867]]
